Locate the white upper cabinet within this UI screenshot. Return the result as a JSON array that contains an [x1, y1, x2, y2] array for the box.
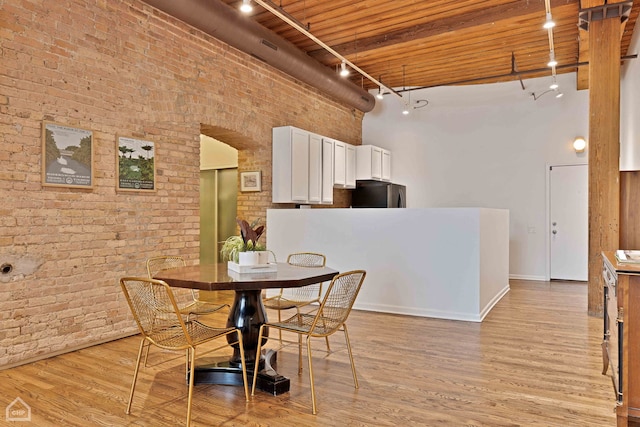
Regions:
[[333, 140, 356, 189], [273, 126, 309, 203], [272, 126, 333, 204], [333, 140, 346, 187], [321, 138, 334, 203], [345, 143, 356, 188], [356, 145, 391, 182], [308, 133, 323, 203], [381, 148, 391, 181]]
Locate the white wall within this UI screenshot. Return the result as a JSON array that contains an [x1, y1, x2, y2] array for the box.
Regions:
[[363, 73, 589, 280], [621, 18, 640, 171], [267, 208, 510, 322]]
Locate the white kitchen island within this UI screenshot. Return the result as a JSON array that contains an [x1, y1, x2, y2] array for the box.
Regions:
[[266, 208, 509, 322]]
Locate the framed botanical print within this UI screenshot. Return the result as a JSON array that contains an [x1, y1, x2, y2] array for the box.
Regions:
[[42, 122, 94, 188], [116, 136, 156, 192]]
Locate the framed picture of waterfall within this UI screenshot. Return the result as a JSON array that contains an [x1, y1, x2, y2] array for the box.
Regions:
[[42, 121, 94, 189], [116, 136, 156, 192]]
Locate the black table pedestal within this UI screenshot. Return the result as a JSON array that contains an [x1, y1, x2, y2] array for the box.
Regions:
[[190, 289, 291, 395]]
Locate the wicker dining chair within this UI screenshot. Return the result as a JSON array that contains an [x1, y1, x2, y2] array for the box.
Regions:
[[146, 255, 229, 316], [262, 252, 331, 353], [252, 270, 366, 415], [119, 277, 249, 427]]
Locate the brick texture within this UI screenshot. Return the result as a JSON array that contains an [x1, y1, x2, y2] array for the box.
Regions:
[[0, 0, 363, 368]]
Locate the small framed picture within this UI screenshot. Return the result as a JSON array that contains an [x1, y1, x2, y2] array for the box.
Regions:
[[116, 136, 156, 192], [240, 171, 261, 192], [42, 121, 94, 188]]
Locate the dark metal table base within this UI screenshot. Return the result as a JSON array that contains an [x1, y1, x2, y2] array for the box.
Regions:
[[190, 349, 290, 395]]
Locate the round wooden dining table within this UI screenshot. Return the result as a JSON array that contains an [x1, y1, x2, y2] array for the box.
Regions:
[[154, 262, 338, 395]]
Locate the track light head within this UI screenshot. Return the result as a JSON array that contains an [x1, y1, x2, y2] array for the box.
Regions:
[[339, 61, 349, 77], [547, 51, 558, 67], [543, 12, 555, 29], [240, 0, 253, 13]]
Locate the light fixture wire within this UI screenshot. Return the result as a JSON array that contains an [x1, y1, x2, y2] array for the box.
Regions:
[[251, 0, 401, 98], [545, 0, 557, 77]]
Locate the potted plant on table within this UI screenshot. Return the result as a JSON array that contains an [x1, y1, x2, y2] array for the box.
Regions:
[[221, 218, 269, 265]]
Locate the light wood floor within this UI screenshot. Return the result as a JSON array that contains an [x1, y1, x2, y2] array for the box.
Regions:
[[0, 280, 617, 426]]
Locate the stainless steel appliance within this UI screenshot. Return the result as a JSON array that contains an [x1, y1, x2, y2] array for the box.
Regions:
[[351, 181, 406, 208]]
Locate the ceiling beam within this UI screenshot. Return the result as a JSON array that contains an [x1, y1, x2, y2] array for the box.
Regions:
[[576, 0, 634, 90]]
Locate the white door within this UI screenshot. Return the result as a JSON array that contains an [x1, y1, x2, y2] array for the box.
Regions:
[[550, 164, 588, 281]]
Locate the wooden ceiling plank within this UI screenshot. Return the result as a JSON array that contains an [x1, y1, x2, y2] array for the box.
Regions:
[[306, 1, 558, 62]]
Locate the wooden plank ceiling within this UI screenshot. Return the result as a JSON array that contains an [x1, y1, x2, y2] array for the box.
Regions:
[[220, 0, 639, 92]]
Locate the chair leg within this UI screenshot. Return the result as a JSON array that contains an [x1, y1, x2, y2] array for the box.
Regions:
[[126, 339, 146, 415], [186, 346, 196, 427], [318, 309, 331, 353], [342, 324, 359, 389], [143, 341, 151, 367], [277, 309, 283, 344], [236, 330, 250, 401], [185, 348, 190, 378], [251, 325, 267, 396], [298, 334, 303, 375], [306, 335, 317, 415]]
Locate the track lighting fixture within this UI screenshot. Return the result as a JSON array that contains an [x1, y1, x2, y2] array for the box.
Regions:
[[240, 0, 253, 13], [547, 51, 558, 67], [543, 12, 555, 29], [376, 86, 384, 100], [530, 87, 562, 101], [402, 105, 410, 115], [549, 78, 559, 90], [339, 60, 349, 77]]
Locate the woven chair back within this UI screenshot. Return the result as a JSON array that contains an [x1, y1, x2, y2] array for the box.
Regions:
[[120, 277, 191, 349], [283, 252, 326, 302], [146, 255, 186, 277], [286, 252, 326, 268], [146, 255, 194, 304], [311, 270, 366, 335]]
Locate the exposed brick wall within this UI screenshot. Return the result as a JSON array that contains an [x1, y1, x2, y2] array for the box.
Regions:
[[0, 0, 363, 368]]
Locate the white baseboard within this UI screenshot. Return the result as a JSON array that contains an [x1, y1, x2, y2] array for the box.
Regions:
[[509, 274, 547, 281]]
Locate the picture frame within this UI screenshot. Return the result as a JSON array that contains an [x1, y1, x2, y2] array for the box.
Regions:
[[116, 136, 156, 192], [240, 171, 261, 192], [42, 121, 94, 189]]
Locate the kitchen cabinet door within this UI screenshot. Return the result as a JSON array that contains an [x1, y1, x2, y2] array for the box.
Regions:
[[333, 140, 346, 187], [290, 128, 310, 202], [273, 126, 310, 203], [382, 149, 391, 181], [308, 133, 322, 203], [356, 144, 390, 181], [345, 143, 356, 188], [322, 138, 334, 203]]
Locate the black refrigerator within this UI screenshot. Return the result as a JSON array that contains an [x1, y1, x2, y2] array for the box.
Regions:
[[351, 181, 407, 208]]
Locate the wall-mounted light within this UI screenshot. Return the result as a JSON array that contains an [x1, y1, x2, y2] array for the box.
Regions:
[[573, 137, 586, 153], [240, 0, 253, 13]]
